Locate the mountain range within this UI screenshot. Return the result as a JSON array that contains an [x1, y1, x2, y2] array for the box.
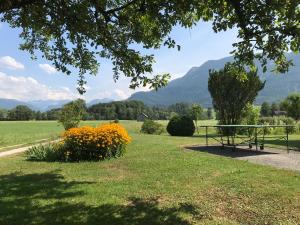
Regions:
[[1, 53, 299, 110], [0, 98, 113, 111], [129, 53, 300, 107]]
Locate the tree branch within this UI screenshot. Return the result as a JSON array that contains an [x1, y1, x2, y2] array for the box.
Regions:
[[105, 0, 138, 14], [0, 0, 38, 13]]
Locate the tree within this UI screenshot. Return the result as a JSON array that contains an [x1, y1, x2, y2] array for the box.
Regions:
[[260, 102, 271, 117], [238, 104, 260, 135], [280, 94, 300, 120], [189, 104, 203, 133], [1, 1, 299, 92], [242, 104, 260, 125], [35, 111, 43, 120], [207, 108, 213, 120], [168, 103, 190, 116], [271, 102, 279, 117], [208, 63, 265, 126], [0, 108, 8, 120], [8, 105, 33, 120], [46, 108, 61, 120], [58, 99, 87, 130]]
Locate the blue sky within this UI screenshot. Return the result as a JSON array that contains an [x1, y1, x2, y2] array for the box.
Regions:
[[0, 22, 238, 102]]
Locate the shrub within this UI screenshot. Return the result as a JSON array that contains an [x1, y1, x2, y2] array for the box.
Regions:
[[258, 116, 297, 134], [140, 120, 164, 135], [62, 123, 131, 161], [25, 143, 64, 161], [282, 117, 297, 133], [167, 115, 195, 136], [237, 104, 260, 135], [58, 99, 87, 130]]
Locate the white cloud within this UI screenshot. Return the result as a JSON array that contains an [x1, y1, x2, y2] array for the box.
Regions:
[[92, 89, 132, 100], [0, 56, 25, 70], [0, 72, 77, 101], [38, 63, 57, 74], [114, 89, 130, 99]]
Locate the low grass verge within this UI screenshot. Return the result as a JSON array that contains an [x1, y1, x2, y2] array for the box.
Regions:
[[0, 121, 299, 225]]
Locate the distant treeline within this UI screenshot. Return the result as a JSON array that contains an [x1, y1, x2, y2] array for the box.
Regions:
[[260, 93, 300, 120], [0, 100, 214, 121]]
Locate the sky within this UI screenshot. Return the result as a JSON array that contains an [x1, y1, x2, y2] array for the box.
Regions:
[[0, 21, 238, 102]]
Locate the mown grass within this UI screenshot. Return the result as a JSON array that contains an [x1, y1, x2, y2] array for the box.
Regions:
[[1, 120, 299, 151], [0, 120, 213, 151], [0, 120, 141, 151], [0, 120, 299, 225], [0, 121, 62, 150]]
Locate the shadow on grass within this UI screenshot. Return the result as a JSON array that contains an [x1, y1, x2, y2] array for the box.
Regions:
[[0, 171, 200, 225], [263, 139, 300, 150], [186, 145, 278, 158]]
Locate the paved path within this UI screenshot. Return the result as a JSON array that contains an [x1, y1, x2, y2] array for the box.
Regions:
[[186, 145, 300, 171]]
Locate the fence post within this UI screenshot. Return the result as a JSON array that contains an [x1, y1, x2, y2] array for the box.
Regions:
[[205, 126, 208, 146]]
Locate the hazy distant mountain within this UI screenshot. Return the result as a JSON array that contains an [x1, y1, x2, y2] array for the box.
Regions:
[[87, 98, 113, 106], [0, 98, 116, 111], [129, 53, 300, 107], [28, 100, 71, 111], [0, 98, 32, 110]]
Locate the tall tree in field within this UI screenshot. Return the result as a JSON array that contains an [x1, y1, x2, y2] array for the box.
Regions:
[[208, 63, 265, 126], [280, 94, 300, 120], [190, 103, 203, 133], [1, 1, 300, 92], [8, 105, 33, 121], [271, 102, 279, 117], [260, 102, 271, 117]]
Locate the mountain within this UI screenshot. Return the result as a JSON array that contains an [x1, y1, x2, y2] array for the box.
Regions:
[[87, 98, 113, 106], [0, 98, 33, 110], [0, 98, 116, 111], [28, 100, 71, 111], [129, 53, 300, 107]]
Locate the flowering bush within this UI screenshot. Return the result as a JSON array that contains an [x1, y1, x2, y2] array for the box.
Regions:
[[62, 123, 131, 161]]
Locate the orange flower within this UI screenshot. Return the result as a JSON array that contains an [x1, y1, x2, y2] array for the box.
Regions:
[[62, 123, 131, 150]]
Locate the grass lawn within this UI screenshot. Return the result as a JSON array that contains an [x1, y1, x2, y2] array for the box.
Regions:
[[0, 120, 141, 151], [0, 120, 299, 224], [0, 121, 63, 150]]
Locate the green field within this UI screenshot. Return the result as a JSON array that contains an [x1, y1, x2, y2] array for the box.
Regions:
[[0, 120, 140, 151], [0, 120, 299, 224], [1, 120, 299, 151]]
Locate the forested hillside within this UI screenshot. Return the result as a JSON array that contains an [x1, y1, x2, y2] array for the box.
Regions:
[[129, 53, 300, 106]]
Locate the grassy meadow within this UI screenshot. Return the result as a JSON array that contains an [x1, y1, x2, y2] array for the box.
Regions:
[[0, 120, 299, 224], [0, 120, 141, 151], [1, 120, 299, 151]]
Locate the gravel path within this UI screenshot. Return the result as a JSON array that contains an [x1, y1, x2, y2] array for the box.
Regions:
[[186, 145, 300, 171]]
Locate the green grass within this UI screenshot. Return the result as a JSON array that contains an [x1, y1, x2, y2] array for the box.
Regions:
[[0, 121, 62, 150], [1, 119, 299, 151], [0, 120, 141, 152], [0, 120, 213, 151], [0, 120, 299, 225]]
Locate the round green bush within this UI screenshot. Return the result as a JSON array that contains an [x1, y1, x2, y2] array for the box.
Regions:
[[167, 115, 195, 136], [141, 120, 164, 135]]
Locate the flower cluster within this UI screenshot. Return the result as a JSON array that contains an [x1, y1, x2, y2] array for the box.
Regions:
[[62, 123, 131, 161]]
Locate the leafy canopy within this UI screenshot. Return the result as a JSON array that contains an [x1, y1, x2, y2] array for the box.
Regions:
[[260, 102, 271, 117], [280, 93, 300, 120], [208, 63, 265, 125], [8, 105, 34, 121], [1, 0, 300, 92]]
